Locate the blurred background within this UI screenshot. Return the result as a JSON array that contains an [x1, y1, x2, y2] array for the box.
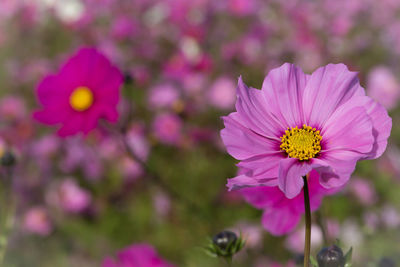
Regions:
[[0, 0, 400, 266]]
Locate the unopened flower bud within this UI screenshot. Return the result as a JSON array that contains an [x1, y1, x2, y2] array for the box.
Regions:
[[124, 72, 134, 84], [1, 151, 16, 167], [205, 230, 245, 259], [317, 245, 345, 267], [213, 231, 237, 250]]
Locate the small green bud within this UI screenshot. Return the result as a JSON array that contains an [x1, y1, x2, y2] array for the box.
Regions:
[[205, 230, 245, 259]]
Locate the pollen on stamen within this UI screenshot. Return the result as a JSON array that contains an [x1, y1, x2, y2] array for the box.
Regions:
[[69, 86, 94, 112], [280, 124, 322, 161]]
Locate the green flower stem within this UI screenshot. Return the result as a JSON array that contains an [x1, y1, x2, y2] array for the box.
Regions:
[[303, 175, 311, 267]]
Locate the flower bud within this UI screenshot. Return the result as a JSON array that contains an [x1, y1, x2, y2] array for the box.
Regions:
[[124, 72, 134, 84], [213, 231, 237, 250], [205, 230, 245, 259], [317, 245, 345, 267], [1, 151, 16, 167]]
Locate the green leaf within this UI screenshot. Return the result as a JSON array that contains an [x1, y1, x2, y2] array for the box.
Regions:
[[310, 255, 318, 267], [344, 247, 353, 267]]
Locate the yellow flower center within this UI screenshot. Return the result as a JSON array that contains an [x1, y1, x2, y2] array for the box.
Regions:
[[69, 86, 94, 111], [280, 124, 322, 161]]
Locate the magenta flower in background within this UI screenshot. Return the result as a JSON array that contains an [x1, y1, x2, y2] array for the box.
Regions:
[[34, 47, 123, 137], [367, 66, 400, 110], [240, 170, 336, 235], [102, 244, 175, 267], [221, 63, 392, 198]]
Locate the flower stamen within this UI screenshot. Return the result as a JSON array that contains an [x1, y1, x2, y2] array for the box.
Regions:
[[70, 86, 94, 111], [280, 124, 322, 161]]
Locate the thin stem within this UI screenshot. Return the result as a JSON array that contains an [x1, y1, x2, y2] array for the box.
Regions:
[[303, 175, 311, 267], [225, 256, 233, 267]]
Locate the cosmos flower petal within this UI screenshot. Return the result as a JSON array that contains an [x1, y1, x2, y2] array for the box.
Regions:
[[278, 158, 311, 199], [261, 206, 301, 236], [261, 63, 309, 127], [312, 155, 356, 189], [361, 98, 392, 159], [36, 75, 70, 107], [221, 112, 280, 160], [95, 66, 123, 106], [227, 174, 278, 191], [322, 102, 374, 155], [59, 48, 97, 88], [240, 186, 285, 209], [102, 107, 119, 123], [33, 106, 71, 125], [57, 114, 85, 137], [303, 64, 365, 128], [235, 77, 285, 138]]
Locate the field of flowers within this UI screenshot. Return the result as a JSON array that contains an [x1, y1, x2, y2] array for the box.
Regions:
[[0, 0, 400, 266]]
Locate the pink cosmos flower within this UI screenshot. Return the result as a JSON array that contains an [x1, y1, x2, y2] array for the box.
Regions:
[[221, 63, 391, 198], [34, 47, 123, 137], [240, 170, 335, 235], [102, 244, 175, 267]]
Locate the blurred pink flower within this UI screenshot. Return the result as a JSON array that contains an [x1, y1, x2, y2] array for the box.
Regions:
[[102, 244, 175, 267], [381, 205, 400, 229], [221, 63, 391, 198], [61, 138, 103, 180], [240, 170, 335, 235], [363, 212, 379, 231], [126, 124, 150, 162], [30, 135, 60, 158], [111, 16, 138, 40], [208, 77, 236, 110], [348, 177, 377, 205], [152, 113, 182, 145], [153, 191, 171, 218], [227, 0, 257, 16], [58, 179, 91, 213], [285, 224, 323, 253], [23, 206, 52, 236], [0, 96, 26, 120], [367, 66, 400, 110], [148, 84, 180, 109], [232, 222, 263, 249], [34, 47, 123, 137], [120, 157, 143, 181]]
